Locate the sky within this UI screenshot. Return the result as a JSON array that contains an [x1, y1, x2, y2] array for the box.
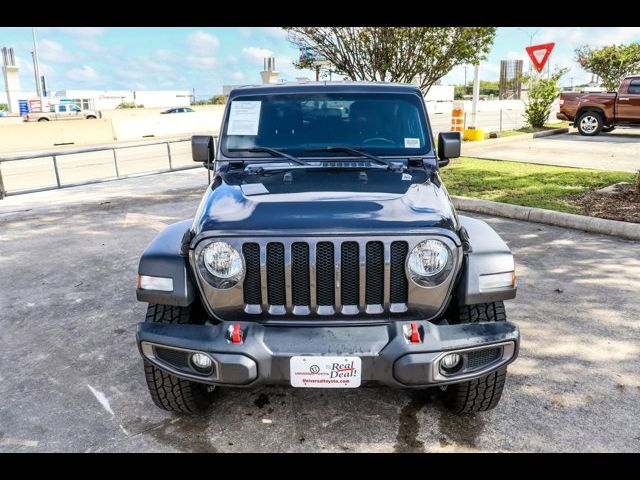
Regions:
[[2, 27, 640, 97]]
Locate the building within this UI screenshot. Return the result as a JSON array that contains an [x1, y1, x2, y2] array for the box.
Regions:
[[50, 90, 191, 110]]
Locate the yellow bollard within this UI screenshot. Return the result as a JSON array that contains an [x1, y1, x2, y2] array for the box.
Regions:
[[463, 127, 484, 141]]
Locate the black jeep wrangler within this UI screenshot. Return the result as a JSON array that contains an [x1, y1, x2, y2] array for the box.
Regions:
[[136, 82, 519, 414]]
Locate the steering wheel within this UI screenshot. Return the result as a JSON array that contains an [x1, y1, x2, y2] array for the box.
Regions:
[[362, 137, 394, 145]]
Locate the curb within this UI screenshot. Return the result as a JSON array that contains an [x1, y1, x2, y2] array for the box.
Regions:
[[462, 127, 569, 148], [451, 195, 640, 242]]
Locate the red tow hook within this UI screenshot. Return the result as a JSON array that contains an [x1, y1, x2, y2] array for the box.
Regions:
[[403, 322, 421, 343], [410, 322, 420, 343], [229, 323, 243, 344]]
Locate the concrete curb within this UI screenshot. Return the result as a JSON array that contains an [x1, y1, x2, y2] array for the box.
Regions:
[[451, 195, 640, 242], [462, 127, 569, 149]]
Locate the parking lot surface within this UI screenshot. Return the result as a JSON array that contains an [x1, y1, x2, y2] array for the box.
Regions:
[[0, 177, 639, 452], [463, 129, 640, 172]]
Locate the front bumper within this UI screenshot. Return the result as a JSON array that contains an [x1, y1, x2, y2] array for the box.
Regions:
[[137, 320, 519, 388]]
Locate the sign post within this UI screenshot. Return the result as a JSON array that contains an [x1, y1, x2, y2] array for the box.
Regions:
[[525, 43, 555, 73]]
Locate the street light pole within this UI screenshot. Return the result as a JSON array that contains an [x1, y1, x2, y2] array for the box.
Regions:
[[32, 27, 43, 98], [517, 27, 540, 76]]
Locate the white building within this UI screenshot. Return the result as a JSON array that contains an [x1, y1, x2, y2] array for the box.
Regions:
[[50, 90, 191, 110]]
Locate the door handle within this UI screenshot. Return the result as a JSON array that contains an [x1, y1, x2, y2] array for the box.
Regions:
[[619, 97, 629, 101]]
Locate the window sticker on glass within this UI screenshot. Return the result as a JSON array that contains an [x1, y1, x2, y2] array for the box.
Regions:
[[404, 138, 420, 148], [228, 101, 262, 135]]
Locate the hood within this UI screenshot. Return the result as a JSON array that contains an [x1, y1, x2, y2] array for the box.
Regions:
[[192, 167, 458, 236]]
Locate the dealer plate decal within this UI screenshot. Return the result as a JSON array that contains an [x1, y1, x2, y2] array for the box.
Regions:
[[290, 356, 361, 388]]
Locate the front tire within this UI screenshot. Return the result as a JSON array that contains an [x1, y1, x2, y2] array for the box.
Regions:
[[37, 117, 49, 122], [577, 111, 603, 136], [142, 303, 215, 414], [441, 301, 508, 414]]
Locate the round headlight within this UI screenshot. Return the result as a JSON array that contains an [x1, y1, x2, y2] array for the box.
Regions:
[[201, 241, 243, 288], [408, 239, 452, 286]]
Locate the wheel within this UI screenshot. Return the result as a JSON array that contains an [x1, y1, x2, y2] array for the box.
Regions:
[[576, 111, 603, 136], [601, 126, 616, 133], [441, 301, 508, 414], [86, 115, 97, 119], [143, 303, 215, 414], [37, 117, 49, 122]]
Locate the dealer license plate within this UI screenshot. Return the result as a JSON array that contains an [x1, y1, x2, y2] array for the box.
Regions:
[[290, 356, 362, 388]]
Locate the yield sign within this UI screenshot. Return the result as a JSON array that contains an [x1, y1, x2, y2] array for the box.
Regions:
[[525, 42, 555, 73]]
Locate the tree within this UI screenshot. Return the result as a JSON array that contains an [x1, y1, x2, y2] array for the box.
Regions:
[[575, 43, 640, 91], [0, 103, 7, 111], [283, 27, 496, 93], [523, 68, 568, 128]]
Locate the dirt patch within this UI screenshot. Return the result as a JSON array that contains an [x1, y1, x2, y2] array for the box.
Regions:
[[568, 183, 640, 223]]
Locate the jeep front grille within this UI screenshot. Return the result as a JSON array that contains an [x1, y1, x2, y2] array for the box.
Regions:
[[242, 239, 410, 316]]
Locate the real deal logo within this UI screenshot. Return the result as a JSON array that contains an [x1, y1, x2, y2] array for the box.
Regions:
[[325, 361, 358, 379]]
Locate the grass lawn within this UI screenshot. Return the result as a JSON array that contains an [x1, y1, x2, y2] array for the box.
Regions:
[[441, 157, 634, 214]]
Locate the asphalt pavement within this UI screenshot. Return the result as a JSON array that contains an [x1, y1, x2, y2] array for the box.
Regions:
[[0, 172, 639, 452]]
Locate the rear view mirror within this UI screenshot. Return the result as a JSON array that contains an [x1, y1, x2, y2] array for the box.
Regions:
[[192, 135, 215, 163], [437, 132, 461, 167]]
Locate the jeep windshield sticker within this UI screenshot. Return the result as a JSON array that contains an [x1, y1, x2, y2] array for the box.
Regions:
[[402, 173, 412, 181], [228, 101, 262, 135], [404, 138, 420, 148]]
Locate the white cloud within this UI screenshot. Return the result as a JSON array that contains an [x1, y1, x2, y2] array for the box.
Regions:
[[57, 27, 105, 36], [67, 65, 99, 82], [39, 39, 74, 63], [261, 27, 288, 39], [186, 55, 217, 70], [242, 46, 274, 63], [536, 27, 640, 50], [186, 30, 220, 55], [75, 38, 108, 54], [229, 71, 245, 81], [154, 48, 177, 62]]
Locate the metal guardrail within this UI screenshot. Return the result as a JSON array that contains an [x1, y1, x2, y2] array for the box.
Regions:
[[0, 137, 216, 199]]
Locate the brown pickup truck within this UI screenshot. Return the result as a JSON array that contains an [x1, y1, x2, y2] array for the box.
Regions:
[[557, 75, 640, 136]]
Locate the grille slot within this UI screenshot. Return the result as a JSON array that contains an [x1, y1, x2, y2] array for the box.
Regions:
[[466, 347, 502, 371], [242, 243, 261, 305], [154, 347, 190, 369], [365, 241, 384, 305], [266, 243, 286, 306], [390, 241, 409, 303], [291, 242, 310, 306], [316, 242, 335, 306], [340, 242, 360, 306]]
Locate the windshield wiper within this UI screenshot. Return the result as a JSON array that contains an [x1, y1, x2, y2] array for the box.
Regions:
[[228, 147, 309, 165], [304, 146, 401, 170]]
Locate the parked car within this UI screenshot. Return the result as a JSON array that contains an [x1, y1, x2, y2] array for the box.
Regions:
[[135, 82, 520, 415], [558, 75, 640, 136], [24, 104, 101, 122], [161, 107, 195, 114]]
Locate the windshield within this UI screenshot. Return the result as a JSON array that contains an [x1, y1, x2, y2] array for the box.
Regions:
[[221, 92, 431, 158]]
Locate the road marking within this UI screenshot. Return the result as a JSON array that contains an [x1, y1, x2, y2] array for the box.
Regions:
[[87, 384, 115, 416], [1, 438, 39, 448], [119, 424, 129, 436]]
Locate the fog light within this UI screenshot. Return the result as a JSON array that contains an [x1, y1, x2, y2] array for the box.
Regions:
[[191, 353, 212, 370], [441, 353, 461, 370]]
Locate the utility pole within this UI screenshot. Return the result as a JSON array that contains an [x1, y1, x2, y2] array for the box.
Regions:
[[517, 27, 540, 77], [32, 27, 43, 98], [464, 66, 468, 94], [471, 64, 480, 128]]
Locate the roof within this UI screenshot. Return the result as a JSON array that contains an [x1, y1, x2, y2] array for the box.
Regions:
[[227, 81, 422, 98]]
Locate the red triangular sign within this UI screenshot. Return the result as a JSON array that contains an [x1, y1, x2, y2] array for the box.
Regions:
[[525, 42, 555, 73]]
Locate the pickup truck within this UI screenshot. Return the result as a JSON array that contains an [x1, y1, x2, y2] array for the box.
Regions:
[[24, 104, 101, 122], [557, 75, 640, 136]]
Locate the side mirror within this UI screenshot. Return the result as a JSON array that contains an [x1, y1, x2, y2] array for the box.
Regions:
[[191, 135, 215, 164], [437, 131, 461, 167]]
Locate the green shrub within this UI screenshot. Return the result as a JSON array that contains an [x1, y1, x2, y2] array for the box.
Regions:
[[116, 102, 144, 109], [0, 103, 8, 111], [523, 68, 568, 128]]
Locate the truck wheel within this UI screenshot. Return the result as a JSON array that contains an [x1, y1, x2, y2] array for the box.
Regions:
[[37, 117, 49, 122], [86, 115, 97, 119], [143, 303, 215, 414], [601, 126, 616, 133], [441, 301, 508, 414], [577, 111, 603, 136]]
